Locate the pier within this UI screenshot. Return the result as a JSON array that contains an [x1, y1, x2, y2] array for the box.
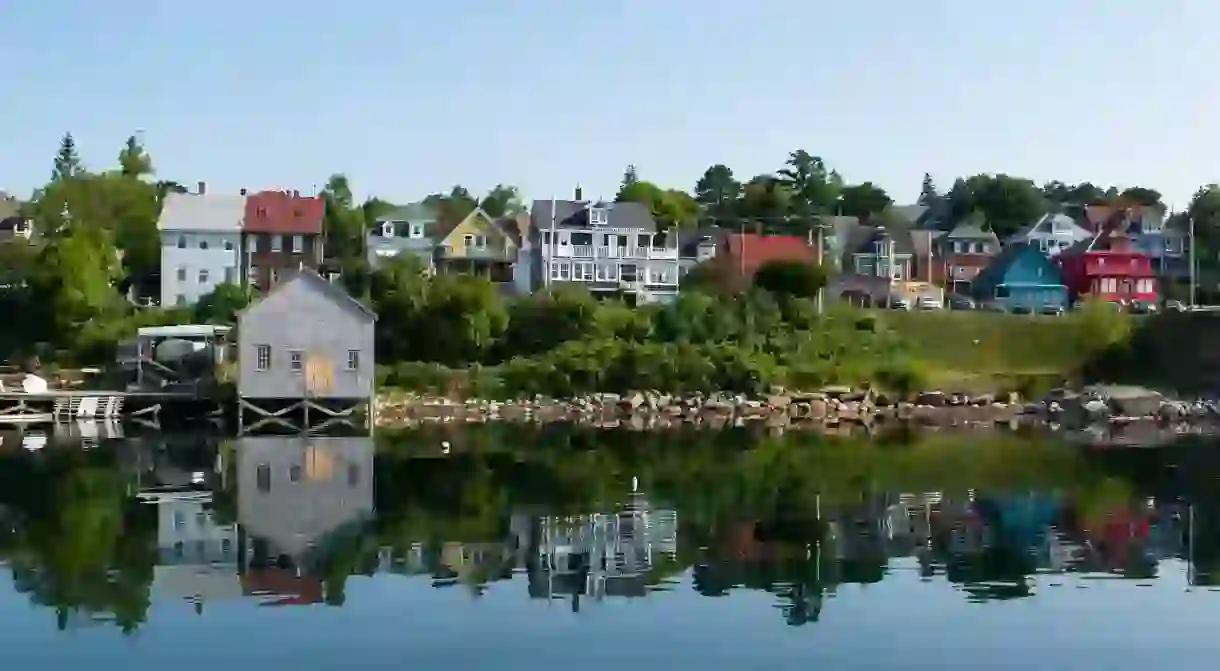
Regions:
[[0, 389, 223, 428]]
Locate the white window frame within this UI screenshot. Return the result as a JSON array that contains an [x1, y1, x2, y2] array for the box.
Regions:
[[474, 235, 486, 249], [292, 235, 303, 253], [550, 261, 571, 281], [574, 262, 593, 281], [271, 235, 282, 252], [255, 344, 271, 371], [589, 208, 608, 226], [409, 223, 424, 239], [347, 349, 360, 371], [176, 267, 186, 282], [289, 350, 303, 373], [198, 269, 209, 284]]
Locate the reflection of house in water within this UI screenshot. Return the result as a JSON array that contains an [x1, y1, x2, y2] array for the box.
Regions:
[[236, 436, 374, 605], [528, 488, 678, 608]]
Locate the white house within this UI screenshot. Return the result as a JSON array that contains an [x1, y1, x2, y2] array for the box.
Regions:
[[158, 183, 245, 307], [1007, 213, 1092, 257]]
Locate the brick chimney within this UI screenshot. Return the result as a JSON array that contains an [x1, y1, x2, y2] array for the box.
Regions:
[[574, 185, 583, 201], [197, 181, 206, 195]]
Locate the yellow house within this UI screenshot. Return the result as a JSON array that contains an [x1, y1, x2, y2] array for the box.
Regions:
[[434, 207, 520, 284]]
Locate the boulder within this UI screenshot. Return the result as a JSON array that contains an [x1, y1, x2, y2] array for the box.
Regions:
[[915, 391, 946, 407]]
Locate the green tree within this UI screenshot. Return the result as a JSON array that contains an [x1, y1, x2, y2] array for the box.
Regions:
[[739, 176, 793, 229], [1188, 184, 1220, 255], [51, 132, 82, 182], [479, 185, 524, 218], [193, 282, 253, 324], [615, 179, 698, 229], [944, 174, 1043, 238], [776, 150, 842, 228], [838, 182, 892, 221], [753, 260, 828, 300], [117, 135, 153, 178], [1119, 187, 1163, 207], [917, 173, 939, 207], [694, 164, 743, 226]]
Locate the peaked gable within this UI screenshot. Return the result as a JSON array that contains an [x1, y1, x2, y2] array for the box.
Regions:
[[241, 268, 375, 323], [974, 242, 1062, 290], [436, 207, 514, 247]]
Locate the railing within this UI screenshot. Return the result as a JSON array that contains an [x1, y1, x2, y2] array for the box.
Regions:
[[550, 245, 680, 260]]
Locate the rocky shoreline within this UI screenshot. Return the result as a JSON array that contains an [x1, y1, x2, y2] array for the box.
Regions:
[[375, 384, 1220, 438]]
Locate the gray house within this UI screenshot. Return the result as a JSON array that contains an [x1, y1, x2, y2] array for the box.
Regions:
[[367, 202, 441, 270], [677, 227, 727, 276], [529, 188, 681, 304], [237, 269, 376, 430]]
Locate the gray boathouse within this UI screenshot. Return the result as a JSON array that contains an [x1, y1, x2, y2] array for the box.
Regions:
[[236, 269, 376, 434]]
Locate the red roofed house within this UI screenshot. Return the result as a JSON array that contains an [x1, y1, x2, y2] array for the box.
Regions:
[[243, 189, 326, 292], [1058, 210, 1158, 307], [715, 232, 820, 291]]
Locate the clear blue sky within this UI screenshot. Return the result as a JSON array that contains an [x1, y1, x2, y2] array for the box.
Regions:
[[1, 1, 1214, 208]]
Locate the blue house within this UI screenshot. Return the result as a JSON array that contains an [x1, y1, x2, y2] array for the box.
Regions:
[[971, 242, 1068, 311]]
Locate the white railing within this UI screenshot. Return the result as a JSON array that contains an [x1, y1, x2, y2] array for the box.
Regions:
[[550, 244, 679, 260]]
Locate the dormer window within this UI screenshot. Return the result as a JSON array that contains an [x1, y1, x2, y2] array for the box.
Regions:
[[409, 223, 424, 239], [380, 222, 394, 238], [589, 208, 608, 226]]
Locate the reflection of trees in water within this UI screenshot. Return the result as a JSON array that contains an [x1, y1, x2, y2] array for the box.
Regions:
[[0, 449, 156, 633]]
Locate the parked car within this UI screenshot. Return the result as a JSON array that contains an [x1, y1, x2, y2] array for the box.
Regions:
[[947, 294, 975, 310], [1039, 304, 1065, 316], [888, 296, 912, 310], [916, 295, 942, 310], [1128, 300, 1157, 314], [1166, 300, 1188, 312]]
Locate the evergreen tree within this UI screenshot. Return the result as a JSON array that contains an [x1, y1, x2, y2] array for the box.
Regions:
[[51, 132, 82, 182], [917, 172, 939, 207]]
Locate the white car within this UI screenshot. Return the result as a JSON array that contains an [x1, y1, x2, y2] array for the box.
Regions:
[[916, 295, 943, 310]]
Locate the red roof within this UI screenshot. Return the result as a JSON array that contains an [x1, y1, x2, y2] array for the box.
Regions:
[[723, 233, 818, 278], [244, 190, 325, 234]]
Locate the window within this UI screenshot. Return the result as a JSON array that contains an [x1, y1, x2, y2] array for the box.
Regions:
[[225, 267, 236, 283], [224, 240, 234, 251], [570, 232, 593, 246], [248, 235, 259, 252], [463, 233, 474, 248], [595, 264, 616, 282], [474, 235, 486, 248], [347, 349, 360, 370], [256, 464, 271, 492], [589, 208, 608, 226], [271, 235, 282, 252], [289, 465, 302, 483], [996, 286, 1011, 299], [541, 231, 552, 245], [574, 262, 593, 281], [176, 294, 186, 306], [953, 241, 965, 254], [550, 262, 571, 281], [620, 264, 638, 282], [255, 344, 271, 371], [409, 223, 424, 238], [637, 234, 649, 248], [289, 350, 303, 373], [292, 235, 303, 253], [177, 235, 187, 249], [199, 269, 210, 284], [198, 238, 209, 250]]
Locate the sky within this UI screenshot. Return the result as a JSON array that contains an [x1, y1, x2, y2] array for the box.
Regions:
[[1, 1, 1216, 209]]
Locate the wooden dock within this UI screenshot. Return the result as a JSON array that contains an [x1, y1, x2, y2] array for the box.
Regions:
[[0, 390, 218, 425]]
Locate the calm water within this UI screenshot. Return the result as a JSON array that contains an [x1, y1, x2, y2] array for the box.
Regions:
[[3, 424, 1220, 667]]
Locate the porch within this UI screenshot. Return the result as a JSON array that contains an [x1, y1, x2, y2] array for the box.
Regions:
[[435, 258, 516, 284]]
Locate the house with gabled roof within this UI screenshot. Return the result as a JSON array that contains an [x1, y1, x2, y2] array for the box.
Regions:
[[528, 187, 680, 304], [933, 220, 1000, 290], [158, 183, 245, 306], [1007, 213, 1093, 258], [243, 189, 326, 292], [367, 201, 441, 270], [434, 207, 524, 289]]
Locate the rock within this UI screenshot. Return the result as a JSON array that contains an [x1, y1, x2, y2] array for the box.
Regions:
[[1082, 398, 1111, 418], [915, 391, 946, 407], [971, 394, 995, 406], [821, 385, 852, 398], [808, 399, 829, 421], [1096, 385, 1163, 418], [838, 401, 862, 422], [767, 394, 792, 410]]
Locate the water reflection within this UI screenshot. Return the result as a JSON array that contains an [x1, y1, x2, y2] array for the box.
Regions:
[[3, 427, 1220, 638]]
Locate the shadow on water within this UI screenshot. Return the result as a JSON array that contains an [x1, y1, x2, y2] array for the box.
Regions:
[[3, 423, 1220, 633]]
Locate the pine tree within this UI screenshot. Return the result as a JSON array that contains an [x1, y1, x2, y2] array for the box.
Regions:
[[117, 134, 153, 178], [51, 132, 81, 182], [917, 172, 939, 207]]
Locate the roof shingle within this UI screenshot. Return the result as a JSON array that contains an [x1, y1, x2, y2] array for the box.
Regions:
[[244, 190, 325, 234]]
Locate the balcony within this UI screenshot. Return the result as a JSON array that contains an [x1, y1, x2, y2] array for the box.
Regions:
[[551, 245, 679, 260]]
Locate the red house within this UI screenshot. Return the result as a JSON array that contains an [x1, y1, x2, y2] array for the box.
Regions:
[[712, 233, 820, 292], [1058, 229, 1157, 306]]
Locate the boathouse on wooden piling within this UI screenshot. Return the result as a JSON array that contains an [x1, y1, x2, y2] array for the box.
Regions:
[[236, 269, 376, 434]]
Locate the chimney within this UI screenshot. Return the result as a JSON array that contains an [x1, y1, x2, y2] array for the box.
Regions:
[[240, 188, 248, 196], [292, 190, 300, 198], [574, 185, 583, 201], [197, 181, 206, 195]]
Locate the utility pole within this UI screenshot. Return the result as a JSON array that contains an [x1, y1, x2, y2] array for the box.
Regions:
[[1190, 214, 1197, 307]]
